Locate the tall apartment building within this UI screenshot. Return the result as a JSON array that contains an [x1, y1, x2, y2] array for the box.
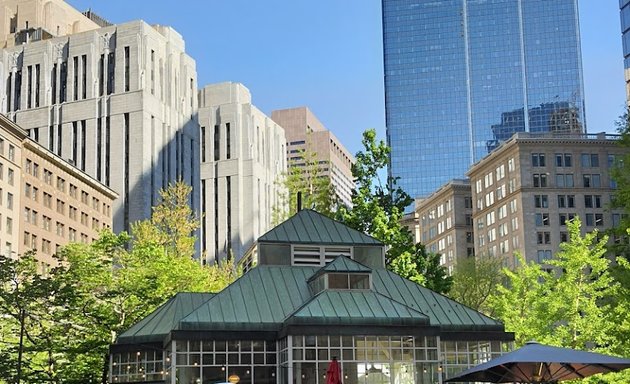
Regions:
[[413, 180, 473, 275], [0, 0, 199, 233], [271, 107, 355, 208], [382, 0, 586, 200], [467, 133, 626, 267], [198, 82, 286, 264], [621, 0, 630, 104], [0, 113, 116, 268]]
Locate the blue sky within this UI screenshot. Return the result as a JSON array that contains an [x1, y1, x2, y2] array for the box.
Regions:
[[67, 0, 625, 154]]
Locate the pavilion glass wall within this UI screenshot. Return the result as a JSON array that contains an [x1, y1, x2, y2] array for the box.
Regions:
[[172, 339, 277, 384], [289, 335, 441, 384], [111, 349, 165, 383], [440, 340, 512, 380]]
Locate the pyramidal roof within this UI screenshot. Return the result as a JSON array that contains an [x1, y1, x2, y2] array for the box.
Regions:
[[258, 209, 382, 245]]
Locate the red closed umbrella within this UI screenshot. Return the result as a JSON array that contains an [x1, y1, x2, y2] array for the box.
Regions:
[[326, 357, 342, 384]]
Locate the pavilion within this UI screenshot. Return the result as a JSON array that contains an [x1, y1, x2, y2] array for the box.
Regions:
[[109, 209, 513, 384]]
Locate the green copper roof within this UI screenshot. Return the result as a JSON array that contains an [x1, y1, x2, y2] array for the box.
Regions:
[[116, 259, 506, 345], [117, 292, 215, 344], [258, 210, 382, 245], [175, 263, 502, 333], [286, 290, 430, 326], [177, 266, 314, 332], [371, 269, 501, 329]]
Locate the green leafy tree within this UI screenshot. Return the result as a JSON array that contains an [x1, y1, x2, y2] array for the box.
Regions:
[[273, 135, 337, 223], [488, 252, 549, 346], [337, 129, 452, 293], [0, 252, 74, 384], [608, 109, 630, 256], [0, 182, 239, 383], [489, 219, 629, 382], [449, 255, 505, 315]]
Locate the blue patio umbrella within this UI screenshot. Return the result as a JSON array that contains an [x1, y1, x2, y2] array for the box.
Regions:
[[445, 341, 630, 383]]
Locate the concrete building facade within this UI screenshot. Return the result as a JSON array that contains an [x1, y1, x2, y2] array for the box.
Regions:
[[467, 132, 626, 267], [271, 107, 354, 208], [198, 82, 286, 264], [0, 0, 199, 234], [413, 179, 473, 275], [0, 0, 103, 48], [0, 114, 116, 269]]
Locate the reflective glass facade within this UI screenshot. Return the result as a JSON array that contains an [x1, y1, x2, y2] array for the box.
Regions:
[[383, 0, 585, 199]]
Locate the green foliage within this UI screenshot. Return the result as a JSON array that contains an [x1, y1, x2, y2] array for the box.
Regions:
[[337, 129, 452, 293], [449, 255, 504, 315], [0, 183, 239, 383], [489, 219, 630, 383], [608, 109, 630, 256], [273, 135, 337, 224]]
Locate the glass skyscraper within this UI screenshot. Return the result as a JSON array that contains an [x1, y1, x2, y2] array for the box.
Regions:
[[383, 0, 585, 200]]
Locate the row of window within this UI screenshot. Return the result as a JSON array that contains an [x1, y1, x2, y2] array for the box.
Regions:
[[0, 138, 16, 162], [24, 204, 107, 232], [534, 194, 603, 209], [531, 152, 605, 168], [535, 213, 604, 227], [24, 158, 112, 217], [532, 173, 604, 188], [24, 229, 91, 255]]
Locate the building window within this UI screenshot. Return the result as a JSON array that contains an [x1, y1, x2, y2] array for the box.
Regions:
[[73, 56, 79, 101], [81, 54, 87, 99], [585, 213, 604, 227], [150, 49, 154, 94], [537, 250, 552, 263], [555, 174, 574, 188], [534, 195, 548, 208], [535, 213, 549, 226], [57, 177, 66, 192], [559, 213, 576, 226], [214, 125, 220, 161], [125, 46, 130, 92], [581, 153, 600, 167], [532, 153, 546, 167], [107, 51, 115, 95], [584, 195, 602, 209], [226, 123, 231, 159], [6, 193, 13, 210], [99, 54, 105, 96], [60, 61, 67, 103], [537, 232, 551, 245], [583, 174, 601, 188], [533, 174, 547, 187], [557, 194, 575, 208]]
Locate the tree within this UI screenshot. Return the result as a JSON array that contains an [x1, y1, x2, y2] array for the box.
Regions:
[[490, 219, 619, 350], [132, 181, 200, 258], [449, 255, 504, 315], [487, 252, 549, 346], [273, 134, 337, 224], [0, 182, 239, 383], [0, 252, 74, 384], [337, 129, 452, 293]]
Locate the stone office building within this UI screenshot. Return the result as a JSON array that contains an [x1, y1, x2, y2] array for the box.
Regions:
[[110, 210, 513, 384], [0, 0, 199, 233], [468, 132, 626, 267], [198, 82, 286, 264], [0, 113, 116, 268]]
